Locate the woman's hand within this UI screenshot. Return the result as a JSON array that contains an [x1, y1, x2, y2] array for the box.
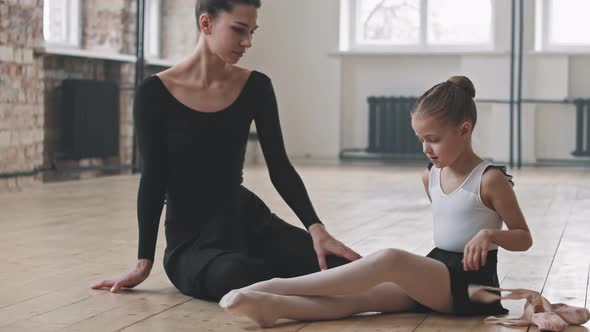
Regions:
[[90, 259, 153, 293], [309, 224, 362, 270], [463, 229, 493, 271]]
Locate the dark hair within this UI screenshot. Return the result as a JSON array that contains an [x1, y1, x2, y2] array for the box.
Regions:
[[411, 75, 477, 128], [195, 0, 261, 31]]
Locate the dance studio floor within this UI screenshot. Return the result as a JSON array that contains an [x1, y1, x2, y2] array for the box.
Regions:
[[1, 163, 589, 331]]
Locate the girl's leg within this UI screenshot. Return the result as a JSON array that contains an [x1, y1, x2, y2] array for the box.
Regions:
[[221, 282, 418, 328], [225, 248, 453, 313]]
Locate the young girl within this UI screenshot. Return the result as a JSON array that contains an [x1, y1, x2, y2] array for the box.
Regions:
[[218, 76, 533, 327]]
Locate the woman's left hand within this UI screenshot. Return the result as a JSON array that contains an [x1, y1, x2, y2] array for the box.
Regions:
[[463, 229, 493, 271], [309, 224, 362, 270]]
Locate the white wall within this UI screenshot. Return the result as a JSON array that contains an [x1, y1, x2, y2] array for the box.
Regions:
[[244, 0, 590, 164], [241, 0, 341, 161]]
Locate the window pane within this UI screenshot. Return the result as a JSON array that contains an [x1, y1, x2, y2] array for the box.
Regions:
[[356, 0, 420, 45], [550, 0, 590, 45], [427, 0, 492, 45], [43, 0, 68, 43]]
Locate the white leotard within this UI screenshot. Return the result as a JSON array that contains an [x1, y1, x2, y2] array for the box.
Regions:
[[428, 161, 504, 253]]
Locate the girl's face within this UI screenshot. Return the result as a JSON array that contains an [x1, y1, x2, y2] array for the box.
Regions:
[[201, 4, 259, 64], [411, 113, 472, 168]]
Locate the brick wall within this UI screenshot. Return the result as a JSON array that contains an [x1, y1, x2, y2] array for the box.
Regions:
[[0, 0, 138, 190], [0, 0, 45, 191], [0, 0, 201, 191]]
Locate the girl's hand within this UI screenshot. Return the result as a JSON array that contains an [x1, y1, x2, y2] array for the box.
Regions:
[[309, 224, 362, 270], [463, 229, 493, 271], [90, 259, 153, 293]]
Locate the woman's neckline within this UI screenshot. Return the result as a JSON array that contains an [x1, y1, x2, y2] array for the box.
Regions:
[[152, 70, 257, 115]]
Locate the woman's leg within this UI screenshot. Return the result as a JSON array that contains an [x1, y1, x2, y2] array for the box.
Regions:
[[221, 282, 418, 327], [249, 211, 350, 277], [197, 252, 272, 301], [224, 248, 453, 313]]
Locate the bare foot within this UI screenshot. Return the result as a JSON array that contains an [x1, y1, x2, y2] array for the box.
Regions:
[[219, 290, 281, 328]]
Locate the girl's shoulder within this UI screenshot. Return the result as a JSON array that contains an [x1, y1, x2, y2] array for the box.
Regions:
[[480, 165, 515, 209], [482, 164, 514, 187]]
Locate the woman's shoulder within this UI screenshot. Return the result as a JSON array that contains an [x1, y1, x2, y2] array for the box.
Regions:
[[231, 66, 271, 85], [137, 74, 164, 95], [230, 68, 273, 99], [143, 66, 186, 93], [250, 69, 270, 81]]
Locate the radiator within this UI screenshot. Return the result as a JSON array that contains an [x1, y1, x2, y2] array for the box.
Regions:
[[61, 79, 120, 159], [573, 99, 590, 157], [367, 96, 421, 155]]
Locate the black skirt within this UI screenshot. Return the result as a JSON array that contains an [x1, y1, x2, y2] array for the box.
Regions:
[[417, 247, 509, 316]]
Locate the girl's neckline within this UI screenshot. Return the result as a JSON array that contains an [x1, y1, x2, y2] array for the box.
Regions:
[[152, 70, 256, 115], [438, 160, 487, 196]]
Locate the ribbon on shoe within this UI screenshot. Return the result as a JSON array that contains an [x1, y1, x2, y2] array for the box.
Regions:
[[468, 285, 590, 332]]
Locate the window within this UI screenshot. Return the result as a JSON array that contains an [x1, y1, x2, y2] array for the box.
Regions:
[[43, 0, 80, 47], [43, 0, 163, 58], [341, 0, 494, 52], [536, 0, 590, 51]]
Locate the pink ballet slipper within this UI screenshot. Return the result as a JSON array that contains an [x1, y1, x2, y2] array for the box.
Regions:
[[550, 303, 590, 325], [468, 285, 589, 332]]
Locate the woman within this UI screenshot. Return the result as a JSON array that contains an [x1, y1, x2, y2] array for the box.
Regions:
[[91, 0, 360, 301]]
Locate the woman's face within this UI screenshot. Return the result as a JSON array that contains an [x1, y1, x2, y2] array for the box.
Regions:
[[202, 4, 259, 64], [411, 113, 472, 168]]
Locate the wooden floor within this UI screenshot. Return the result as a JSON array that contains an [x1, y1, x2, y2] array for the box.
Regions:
[[1, 163, 589, 331]]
